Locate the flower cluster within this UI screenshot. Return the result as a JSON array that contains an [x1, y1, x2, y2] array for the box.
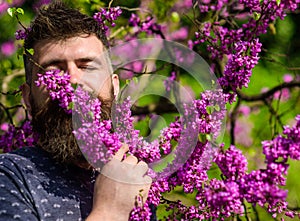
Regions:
[[33, 67, 229, 219], [219, 39, 262, 91], [15, 29, 27, 40], [0, 121, 36, 153], [35, 69, 74, 114], [129, 200, 152, 221], [129, 14, 162, 36], [159, 112, 300, 219], [215, 145, 248, 180], [197, 0, 229, 13], [240, 169, 289, 219], [93, 7, 122, 34], [163, 71, 176, 92], [35, 72, 123, 164], [72, 87, 122, 165], [198, 179, 244, 219], [263, 115, 300, 162], [190, 0, 299, 94]]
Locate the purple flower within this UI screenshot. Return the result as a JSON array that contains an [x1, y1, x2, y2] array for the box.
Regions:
[[169, 27, 188, 40], [262, 115, 300, 162], [219, 39, 262, 91], [215, 145, 248, 180], [163, 71, 176, 92], [1, 40, 16, 56], [35, 69, 75, 114], [283, 74, 293, 83], [202, 179, 243, 217], [129, 14, 162, 36], [15, 29, 28, 40], [129, 198, 152, 221], [93, 7, 122, 34], [0, 1, 9, 14], [0, 122, 9, 131], [0, 121, 36, 152]]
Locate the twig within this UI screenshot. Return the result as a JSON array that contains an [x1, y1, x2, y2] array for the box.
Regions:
[[229, 98, 241, 145], [1, 69, 24, 104], [237, 82, 300, 102], [243, 201, 251, 221], [117, 63, 168, 76], [119, 6, 152, 14], [131, 99, 177, 116], [263, 98, 284, 136], [253, 205, 260, 221], [0, 103, 14, 125], [287, 67, 300, 71], [108, 0, 114, 9]]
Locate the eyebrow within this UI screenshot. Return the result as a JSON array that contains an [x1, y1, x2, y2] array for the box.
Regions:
[[40, 57, 103, 69], [40, 59, 64, 69]]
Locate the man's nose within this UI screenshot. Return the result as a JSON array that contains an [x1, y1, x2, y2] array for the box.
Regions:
[[68, 64, 82, 84]]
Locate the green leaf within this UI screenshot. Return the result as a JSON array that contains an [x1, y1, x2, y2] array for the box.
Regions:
[[253, 12, 261, 20], [198, 133, 207, 143], [152, 152, 175, 172], [68, 102, 74, 110], [276, 0, 281, 5], [88, 111, 94, 118], [71, 83, 77, 89], [206, 106, 214, 114], [206, 134, 212, 142], [16, 8, 24, 15], [17, 47, 24, 59], [171, 12, 180, 23], [26, 48, 34, 55], [214, 104, 220, 112], [7, 8, 16, 17]]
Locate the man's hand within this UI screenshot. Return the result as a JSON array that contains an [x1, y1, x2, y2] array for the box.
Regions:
[[86, 144, 152, 221]]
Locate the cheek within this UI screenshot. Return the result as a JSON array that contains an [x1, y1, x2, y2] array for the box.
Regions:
[[97, 77, 113, 100], [80, 75, 113, 100], [31, 83, 50, 110]]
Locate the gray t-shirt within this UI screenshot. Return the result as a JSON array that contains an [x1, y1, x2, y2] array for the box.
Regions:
[[0, 147, 96, 221], [0, 147, 157, 221]]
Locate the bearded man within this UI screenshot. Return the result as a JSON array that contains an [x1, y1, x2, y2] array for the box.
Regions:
[[0, 1, 153, 220]]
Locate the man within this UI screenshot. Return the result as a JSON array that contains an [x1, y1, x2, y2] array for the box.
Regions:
[[0, 1, 153, 220]]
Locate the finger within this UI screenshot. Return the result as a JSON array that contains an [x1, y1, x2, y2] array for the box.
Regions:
[[113, 144, 129, 161], [134, 161, 149, 176], [122, 155, 138, 165], [143, 175, 152, 185]]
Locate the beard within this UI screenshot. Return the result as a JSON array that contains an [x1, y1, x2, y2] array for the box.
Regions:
[[31, 88, 114, 166]]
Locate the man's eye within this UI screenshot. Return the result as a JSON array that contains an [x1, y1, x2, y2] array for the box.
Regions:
[[45, 66, 61, 71], [80, 66, 98, 71]]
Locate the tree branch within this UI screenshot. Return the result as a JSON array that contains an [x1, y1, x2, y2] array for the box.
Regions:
[[237, 81, 300, 102], [131, 100, 177, 116], [230, 98, 241, 145]]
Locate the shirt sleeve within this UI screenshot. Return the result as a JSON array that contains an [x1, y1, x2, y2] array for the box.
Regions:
[[0, 155, 39, 221]]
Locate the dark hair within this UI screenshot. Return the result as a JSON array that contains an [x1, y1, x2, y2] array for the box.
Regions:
[[24, 1, 109, 85]]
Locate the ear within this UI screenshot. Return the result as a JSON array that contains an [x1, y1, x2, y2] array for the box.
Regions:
[[112, 74, 119, 98], [21, 83, 32, 115]]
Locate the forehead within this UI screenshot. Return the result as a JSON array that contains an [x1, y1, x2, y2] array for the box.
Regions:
[[33, 35, 105, 64]]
